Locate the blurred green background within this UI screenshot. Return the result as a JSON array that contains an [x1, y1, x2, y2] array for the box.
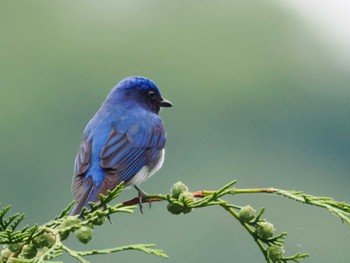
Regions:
[[1, 1, 349, 262]]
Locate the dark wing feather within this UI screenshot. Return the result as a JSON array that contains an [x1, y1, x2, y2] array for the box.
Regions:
[[72, 136, 92, 201], [71, 136, 93, 215], [70, 176, 94, 216]]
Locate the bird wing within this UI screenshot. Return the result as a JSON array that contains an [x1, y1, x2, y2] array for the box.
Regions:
[[99, 119, 166, 190], [71, 118, 166, 215]]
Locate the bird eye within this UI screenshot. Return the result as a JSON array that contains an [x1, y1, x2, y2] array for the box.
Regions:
[[148, 90, 157, 100]]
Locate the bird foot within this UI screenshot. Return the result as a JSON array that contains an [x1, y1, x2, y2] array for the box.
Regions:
[[134, 186, 151, 213]]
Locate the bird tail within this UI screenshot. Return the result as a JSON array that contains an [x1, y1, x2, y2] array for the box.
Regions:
[[70, 177, 98, 216]]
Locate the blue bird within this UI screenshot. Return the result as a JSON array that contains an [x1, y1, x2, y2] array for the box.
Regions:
[[70, 76, 172, 215]]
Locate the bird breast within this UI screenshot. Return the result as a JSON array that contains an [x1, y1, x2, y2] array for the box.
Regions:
[[126, 149, 165, 187]]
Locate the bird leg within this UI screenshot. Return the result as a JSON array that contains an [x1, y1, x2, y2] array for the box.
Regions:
[[134, 185, 151, 213]]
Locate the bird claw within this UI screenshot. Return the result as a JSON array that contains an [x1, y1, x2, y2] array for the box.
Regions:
[[134, 186, 151, 213], [107, 214, 113, 224]]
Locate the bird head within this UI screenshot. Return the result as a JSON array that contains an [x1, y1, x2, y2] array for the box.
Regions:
[[109, 76, 172, 114]]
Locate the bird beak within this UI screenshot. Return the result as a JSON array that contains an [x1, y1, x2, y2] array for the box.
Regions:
[[159, 98, 173, 107]]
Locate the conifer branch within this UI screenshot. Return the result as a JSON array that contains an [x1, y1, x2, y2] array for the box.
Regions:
[[0, 180, 348, 262]]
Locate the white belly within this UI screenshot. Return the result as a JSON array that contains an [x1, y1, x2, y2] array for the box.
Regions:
[[126, 149, 165, 187]]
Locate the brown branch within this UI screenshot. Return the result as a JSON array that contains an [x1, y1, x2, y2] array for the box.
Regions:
[[121, 188, 277, 207], [122, 197, 163, 207], [122, 191, 206, 207]]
